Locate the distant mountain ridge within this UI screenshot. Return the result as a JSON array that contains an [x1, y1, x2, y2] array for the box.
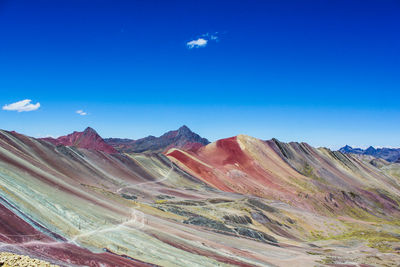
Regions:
[[339, 145, 400, 162], [40, 127, 118, 154], [105, 125, 210, 153]]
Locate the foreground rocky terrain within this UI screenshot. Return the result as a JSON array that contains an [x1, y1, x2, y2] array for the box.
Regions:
[[0, 127, 399, 266], [0, 252, 58, 267]]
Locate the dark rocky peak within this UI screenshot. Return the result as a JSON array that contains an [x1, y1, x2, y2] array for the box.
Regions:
[[83, 127, 98, 134], [341, 145, 353, 152], [177, 125, 191, 134], [105, 125, 210, 153], [365, 146, 377, 154], [339, 145, 364, 154]]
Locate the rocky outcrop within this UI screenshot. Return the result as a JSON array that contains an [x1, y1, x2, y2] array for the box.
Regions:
[[184, 216, 234, 233]]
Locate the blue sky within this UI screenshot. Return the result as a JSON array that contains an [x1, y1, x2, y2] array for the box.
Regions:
[[0, 0, 399, 149]]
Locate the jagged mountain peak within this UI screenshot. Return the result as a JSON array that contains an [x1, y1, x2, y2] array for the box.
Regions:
[[83, 126, 98, 134], [178, 125, 191, 132], [365, 146, 376, 152], [339, 144, 400, 162], [40, 127, 117, 154]]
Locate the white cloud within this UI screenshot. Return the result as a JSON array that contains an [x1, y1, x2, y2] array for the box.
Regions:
[[187, 32, 221, 49], [187, 38, 208, 49], [76, 110, 88, 116], [2, 99, 40, 112]]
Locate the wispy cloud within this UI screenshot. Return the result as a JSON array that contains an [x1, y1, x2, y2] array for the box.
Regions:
[[210, 34, 218, 40], [2, 99, 40, 112], [187, 38, 208, 49], [76, 110, 88, 116], [203, 32, 219, 41]]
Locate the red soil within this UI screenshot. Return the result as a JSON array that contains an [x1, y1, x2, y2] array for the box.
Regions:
[[167, 136, 296, 200], [215, 137, 251, 166], [167, 149, 233, 192]]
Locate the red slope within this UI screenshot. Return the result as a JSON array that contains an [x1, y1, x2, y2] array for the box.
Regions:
[[167, 136, 297, 200], [167, 135, 400, 217], [41, 127, 117, 154]]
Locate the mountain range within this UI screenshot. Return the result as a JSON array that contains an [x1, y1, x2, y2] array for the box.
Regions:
[[339, 145, 400, 162], [39, 125, 210, 155], [105, 125, 210, 153], [0, 126, 400, 266]]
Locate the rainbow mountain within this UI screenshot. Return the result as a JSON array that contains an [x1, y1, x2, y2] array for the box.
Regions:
[[0, 126, 399, 266]]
